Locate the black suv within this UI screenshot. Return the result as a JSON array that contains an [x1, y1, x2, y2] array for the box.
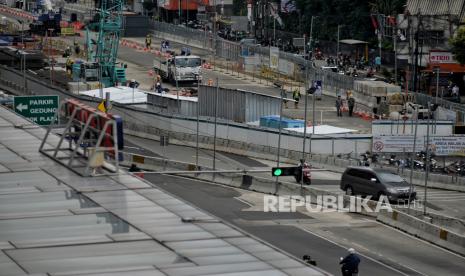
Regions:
[[340, 167, 416, 201]]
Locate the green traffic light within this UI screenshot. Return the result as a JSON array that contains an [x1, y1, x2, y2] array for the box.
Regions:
[[273, 168, 282, 176]]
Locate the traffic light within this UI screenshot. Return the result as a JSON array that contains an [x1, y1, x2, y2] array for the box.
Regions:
[[271, 167, 298, 177]]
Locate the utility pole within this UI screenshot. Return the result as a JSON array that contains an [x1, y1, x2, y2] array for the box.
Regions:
[[393, 18, 398, 85], [412, 13, 423, 93], [179, 0, 181, 24]]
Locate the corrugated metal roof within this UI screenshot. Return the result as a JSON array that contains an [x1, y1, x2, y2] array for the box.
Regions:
[[407, 0, 465, 20]]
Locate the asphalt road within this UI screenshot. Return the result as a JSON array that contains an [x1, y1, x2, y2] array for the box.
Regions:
[[125, 134, 465, 220], [143, 174, 465, 276]]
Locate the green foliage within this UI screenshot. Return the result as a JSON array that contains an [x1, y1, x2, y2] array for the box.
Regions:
[[450, 27, 465, 65], [288, 0, 406, 41], [233, 0, 247, 16], [143, 0, 155, 11]]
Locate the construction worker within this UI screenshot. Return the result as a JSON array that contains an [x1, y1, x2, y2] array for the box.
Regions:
[[293, 88, 301, 109], [145, 34, 152, 50], [74, 42, 80, 56], [63, 46, 71, 58], [207, 78, 213, 86], [65, 58, 74, 77]]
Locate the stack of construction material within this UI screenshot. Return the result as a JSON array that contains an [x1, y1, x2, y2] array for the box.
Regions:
[[260, 115, 305, 129], [352, 80, 401, 110]]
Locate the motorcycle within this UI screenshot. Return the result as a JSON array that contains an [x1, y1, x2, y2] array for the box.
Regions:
[[387, 154, 401, 166], [295, 162, 311, 185]]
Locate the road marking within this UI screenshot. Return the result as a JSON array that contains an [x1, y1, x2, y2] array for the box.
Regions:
[[234, 197, 254, 207], [297, 227, 417, 276], [125, 146, 143, 150], [374, 220, 465, 261]]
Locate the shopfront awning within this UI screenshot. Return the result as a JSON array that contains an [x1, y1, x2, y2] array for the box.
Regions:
[[423, 63, 465, 73]]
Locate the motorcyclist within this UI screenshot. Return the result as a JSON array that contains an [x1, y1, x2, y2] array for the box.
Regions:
[[155, 82, 163, 94], [295, 159, 311, 184], [340, 248, 360, 276]]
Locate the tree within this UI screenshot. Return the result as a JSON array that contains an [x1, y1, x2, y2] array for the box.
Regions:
[[450, 27, 465, 65], [288, 0, 406, 41], [143, 0, 156, 13], [233, 0, 247, 16], [369, 0, 406, 15]]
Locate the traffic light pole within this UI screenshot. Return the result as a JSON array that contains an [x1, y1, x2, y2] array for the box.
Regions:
[[301, 67, 309, 189], [276, 86, 284, 181]]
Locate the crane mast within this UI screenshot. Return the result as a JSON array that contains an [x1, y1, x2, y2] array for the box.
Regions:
[[87, 0, 125, 87]]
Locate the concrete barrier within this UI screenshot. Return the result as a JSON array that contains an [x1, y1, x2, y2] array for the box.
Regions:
[[377, 209, 465, 256]]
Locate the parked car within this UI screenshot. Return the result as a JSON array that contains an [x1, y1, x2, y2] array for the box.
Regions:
[[340, 167, 416, 201]]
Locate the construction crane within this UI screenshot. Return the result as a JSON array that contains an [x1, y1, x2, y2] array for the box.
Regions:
[[85, 0, 126, 87]]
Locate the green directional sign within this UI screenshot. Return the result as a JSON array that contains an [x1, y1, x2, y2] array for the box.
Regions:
[[13, 95, 59, 125]]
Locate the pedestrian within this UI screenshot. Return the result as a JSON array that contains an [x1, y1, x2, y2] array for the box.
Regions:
[[293, 88, 301, 109], [155, 82, 163, 94], [145, 34, 152, 50], [336, 95, 343, 117], [452, 84, 460, 102], [74, 42, 80, 56], [281, 89, 288, 108], [375, 55, 381, 72], [340, 248, 360, 276], [348, 97, 355, 117]]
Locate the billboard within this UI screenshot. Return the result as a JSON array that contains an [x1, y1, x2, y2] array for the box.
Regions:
[[373, 135, 465, 156]]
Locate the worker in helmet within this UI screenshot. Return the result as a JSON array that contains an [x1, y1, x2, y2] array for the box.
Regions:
[[65, 58, 74, 77], [145, 34, 152, 50]]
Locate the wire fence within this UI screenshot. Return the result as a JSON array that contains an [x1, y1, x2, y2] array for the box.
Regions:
[[153, 21, 463, 121]]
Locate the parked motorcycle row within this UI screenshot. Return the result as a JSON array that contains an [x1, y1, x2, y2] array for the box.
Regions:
[[338, 151, 465, 176]]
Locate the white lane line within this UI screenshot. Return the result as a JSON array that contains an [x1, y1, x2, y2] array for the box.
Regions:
[[192, 156, 213, 161], [234, 197, 254, 207], [297, 227, 415, 276]]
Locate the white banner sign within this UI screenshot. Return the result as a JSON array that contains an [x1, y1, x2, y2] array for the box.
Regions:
[[372, 135, 424, 153], [429, 51, 456, 64], [430, 136, 465, 156], [278, 59, 294, 75], [270, 46, 279, 69]]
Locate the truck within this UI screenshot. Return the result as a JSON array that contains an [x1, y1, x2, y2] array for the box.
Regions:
[[153, 55, 202, 85]]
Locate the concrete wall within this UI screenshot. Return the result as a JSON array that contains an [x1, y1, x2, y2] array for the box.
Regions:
[[373, 120, 454, 136], [377, 209, 465, 256]]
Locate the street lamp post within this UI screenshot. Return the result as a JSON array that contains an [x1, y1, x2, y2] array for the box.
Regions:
[[301, 67, 309, 189], [213, 77, 219, 172], [423, 104, 432, 216], [195, 73, 200, 169], [276, 86, 284, 183]]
